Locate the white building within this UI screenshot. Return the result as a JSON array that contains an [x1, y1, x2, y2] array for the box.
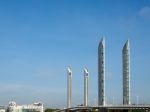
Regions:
[[8, 102, 44, 112], [0, 106, 5, 112]]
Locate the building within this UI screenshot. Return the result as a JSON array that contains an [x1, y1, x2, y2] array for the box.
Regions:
[[98, 38, 105, 106], [8, 102, 44, 112], [122, 40, 131, 105], [0, 106, 5, 112]]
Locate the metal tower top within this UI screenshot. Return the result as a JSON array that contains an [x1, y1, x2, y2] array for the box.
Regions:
[[98, 38, 105, 49], [123, 40, 130, 51]]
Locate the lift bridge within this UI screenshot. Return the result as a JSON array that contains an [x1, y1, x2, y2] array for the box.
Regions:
[[56, 105, 150, 112], [59, 40, 150, 112]]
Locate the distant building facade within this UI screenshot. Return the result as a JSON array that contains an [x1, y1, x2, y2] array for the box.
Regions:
[[8, 102, 43, 112], [0, 106, 5, 112]]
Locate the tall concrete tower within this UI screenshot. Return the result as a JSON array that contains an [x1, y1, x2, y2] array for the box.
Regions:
[[67, 67, 72, 108], [84, 68, 89, 106], [98, 38, 105, 106], [122, 40, 131, 105]]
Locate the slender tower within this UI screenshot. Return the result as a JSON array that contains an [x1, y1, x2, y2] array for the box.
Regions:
[[98, 38, 105, 106], [122, 40, 131, 105], [84, 68, 89, 106], [67, 67, 72, 108]]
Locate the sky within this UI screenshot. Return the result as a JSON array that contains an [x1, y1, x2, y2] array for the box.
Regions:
[[0, 0, 150, 108]]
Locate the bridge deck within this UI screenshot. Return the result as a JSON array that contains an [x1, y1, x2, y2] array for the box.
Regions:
[[56, 105, 150, 112]]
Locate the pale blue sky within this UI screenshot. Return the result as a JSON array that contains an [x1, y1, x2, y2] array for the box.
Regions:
[[0, 0, 150, 108]]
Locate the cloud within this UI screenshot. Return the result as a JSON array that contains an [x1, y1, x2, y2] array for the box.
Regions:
[[139, 6, 150, 18]]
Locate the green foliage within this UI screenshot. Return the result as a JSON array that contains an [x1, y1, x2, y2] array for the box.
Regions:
[[45, 108, 56, 112], [131, 110, 147, 112]]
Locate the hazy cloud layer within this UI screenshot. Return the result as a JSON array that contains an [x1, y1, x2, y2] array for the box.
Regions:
[[0, 84, 66, 108]]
